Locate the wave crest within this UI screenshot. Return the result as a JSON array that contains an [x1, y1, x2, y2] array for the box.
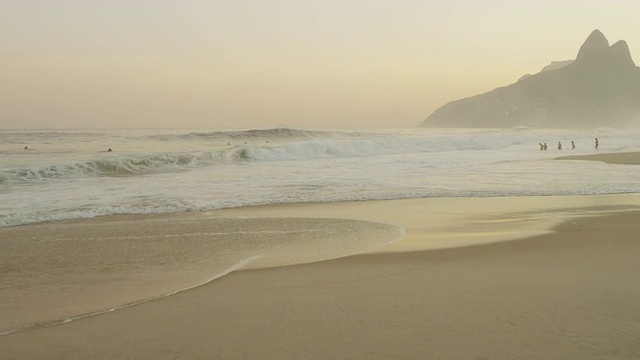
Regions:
[[0, 151, 236, 183], [149, 128, 339, 141]]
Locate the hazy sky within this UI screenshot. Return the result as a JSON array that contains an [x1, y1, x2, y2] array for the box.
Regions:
[[2, 0, 640, 129]]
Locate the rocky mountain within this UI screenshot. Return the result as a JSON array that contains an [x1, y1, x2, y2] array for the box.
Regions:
[[420, 30, 640, 128]]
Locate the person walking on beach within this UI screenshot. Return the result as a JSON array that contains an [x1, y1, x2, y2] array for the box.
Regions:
[[543, 143, 547, 150], [595, 138, 599, 150], [558, 141, 562, 150], [539, 143, 544, 150], [571, 141, 575, 150]]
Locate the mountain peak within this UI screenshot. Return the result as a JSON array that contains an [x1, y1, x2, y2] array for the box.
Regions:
[[610, 40, 636, 67], [420, 29, 640, 128], [576, 29, 610, 61], [575, 30, 636, 68]]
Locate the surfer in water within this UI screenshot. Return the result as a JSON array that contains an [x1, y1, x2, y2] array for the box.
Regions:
[[107, 148, 112, 152], [557, 141, 562, 150], [571, 141, 575, 150], [595, 138, 599, 150]]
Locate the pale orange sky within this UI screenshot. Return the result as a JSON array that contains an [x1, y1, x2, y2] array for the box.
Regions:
[[2, 0, 640, 129]]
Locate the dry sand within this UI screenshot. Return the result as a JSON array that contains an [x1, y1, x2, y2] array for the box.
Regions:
[[2, 152, 640, 359]]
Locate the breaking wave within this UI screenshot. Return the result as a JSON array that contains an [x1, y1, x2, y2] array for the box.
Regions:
[[0, 151, 237, 183], [1, 127, 632, 186], [147, 128, 350, 141]]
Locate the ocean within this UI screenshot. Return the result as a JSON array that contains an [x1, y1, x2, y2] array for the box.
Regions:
[[2, 126, 640, 334], [2, 126, 639, 228]]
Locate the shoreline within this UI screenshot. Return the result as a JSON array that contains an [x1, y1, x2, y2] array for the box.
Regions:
[[4, 193, 640, 337], [557, 150, 640, 164], [0, 253, 264, 337], [2, 151, 640, 358], [0, 216, 402, 335], [1, 197, 640, 359], [0, 194, 640, 359], [211, 193, 640, 252]]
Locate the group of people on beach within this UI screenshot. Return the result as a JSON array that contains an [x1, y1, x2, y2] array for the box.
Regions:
[[538, 142, 560, 150], [538, 138, 599, 151]]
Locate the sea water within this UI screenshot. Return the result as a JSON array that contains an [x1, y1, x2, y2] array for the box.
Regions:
[[1, 126, 640, 334], [1, 126, 639, 227]]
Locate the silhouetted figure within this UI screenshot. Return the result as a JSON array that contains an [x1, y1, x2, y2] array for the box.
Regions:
[[543, 143, 548, 150], [571, 141, 575, 150], [539, 143, 544, 150], [227, 142, 231, 146], [24, 146, 28, 150], [558, 141, 562, 150], [107, 148, 112, 152], [595, 138, 599, 150]]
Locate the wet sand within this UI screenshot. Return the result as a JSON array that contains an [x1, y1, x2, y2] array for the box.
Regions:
[[2, 153, 640, 359], [0, 217, 402, 335], [558, 150, 640, 165]]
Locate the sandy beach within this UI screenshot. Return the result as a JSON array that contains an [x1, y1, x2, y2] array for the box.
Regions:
[[558, 151, 640, 165], [7, 2, 640, 359], [2, 152, 640, 359]]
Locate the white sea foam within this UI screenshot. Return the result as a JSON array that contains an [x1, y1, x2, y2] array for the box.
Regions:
[[1, 127, 639, 227]]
